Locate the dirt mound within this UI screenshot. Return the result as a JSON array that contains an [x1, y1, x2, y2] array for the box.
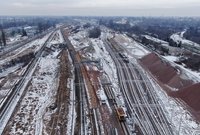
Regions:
[[141, 53, 177, 84], [172, 83, 200, 111], [140, 53, 193, 90], [167, 75, 193, 89], [140, 53, 200, 120], [140, 53, 160, 66]]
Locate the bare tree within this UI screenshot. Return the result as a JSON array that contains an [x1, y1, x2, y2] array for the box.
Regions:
[[22, 28, 27, 37], [0, 25, 6, 46], [88, 27, 101, 38], [0, 37, 2, 46]]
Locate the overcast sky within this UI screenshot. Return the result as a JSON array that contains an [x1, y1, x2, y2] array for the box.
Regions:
[[0, 0, 200, 16]]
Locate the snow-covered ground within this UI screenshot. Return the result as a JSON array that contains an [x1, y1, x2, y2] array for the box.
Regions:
[[115, 18, 128, 24], [91, 38, 126, 107], [143, 35, 168, 44], [69, 30, 89, 51], [0, 59, 38, 134], [170, 33, 198, 46], [164, 56, 179, 62], [0, 64, 24, 105], [164, 55, 200, 82], [148, 75, 200, 135], [0, 30, 65, 134], [7, 35, 28, 45], [7, 51, 60, 135], [0, 64, 29, 106], [170, 33, 200, 53], [0, 32, 53, 107], [69, 30, 126, 108], [130, 47, 200, 134], [111, 32, 200, 134], [66, 52, 76, 135], [0, 64, 23, 78], [0, 32, 51, 66], [47, 29, 64, 47], [0, 32, 54, 103], [124, 47, 200, 135], [69, 28, 200, 134], [114, 34, 150, 58]]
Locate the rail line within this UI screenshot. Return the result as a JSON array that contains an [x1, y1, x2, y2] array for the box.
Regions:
[[61, 28, 89, 135], [105, 40, 149, 134], [105, 38, 174, 135], [103, 84, 130, 135], [49, 49, 70, 135]]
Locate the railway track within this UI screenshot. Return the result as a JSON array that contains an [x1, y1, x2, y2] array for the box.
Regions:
[[103, 84, 131, 135], [59, 28, 77, 135], [104, 38, 174, 135], [105, 40, 148, 134], [49, 49, 70, 135], [109, 36, 173, 133], [62, 27, 110, 135], [123, 62, 168, 134], [116, 37, 174, 134], [61, 28, 89, 135], [62, 27, 172, 135]]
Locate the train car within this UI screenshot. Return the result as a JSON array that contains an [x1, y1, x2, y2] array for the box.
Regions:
[[118, 52, 129, 63], [116, 107, 127, 121], [118, 52, 126, 58], [123, 58, 129, 63]]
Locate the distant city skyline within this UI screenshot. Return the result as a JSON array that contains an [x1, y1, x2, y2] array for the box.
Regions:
[[0, 0, 200, 16]]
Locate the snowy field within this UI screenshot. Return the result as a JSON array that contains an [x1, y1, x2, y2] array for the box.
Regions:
[[47, 29, 64, 47], [0, 29, 66, 134], [7, 35, 28, 45], [69, 30, 89, 51], [143, 35, 168, 44], [91, 38, 125, 106], [148, 75, 200, 135], [69, 30, 126, 108], [170, 33, 200, 48], [66, 52, 76, 135], [7, 51, 60, 135], [0, 33, 52, 66], [0, 32, 53, 107], [114, 34, 150, 58], [170, 33, 200, 53], [0, 64, 27, 104], [128, 51, 200, 135], [111, 32, 200, 135], [163, 55, 200, 82]]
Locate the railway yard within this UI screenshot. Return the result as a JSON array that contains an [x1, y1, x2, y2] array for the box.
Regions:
[[0, 24, 200, 135]]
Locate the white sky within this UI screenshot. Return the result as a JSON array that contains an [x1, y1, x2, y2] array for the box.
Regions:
[[0, 0, 200, 16]]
